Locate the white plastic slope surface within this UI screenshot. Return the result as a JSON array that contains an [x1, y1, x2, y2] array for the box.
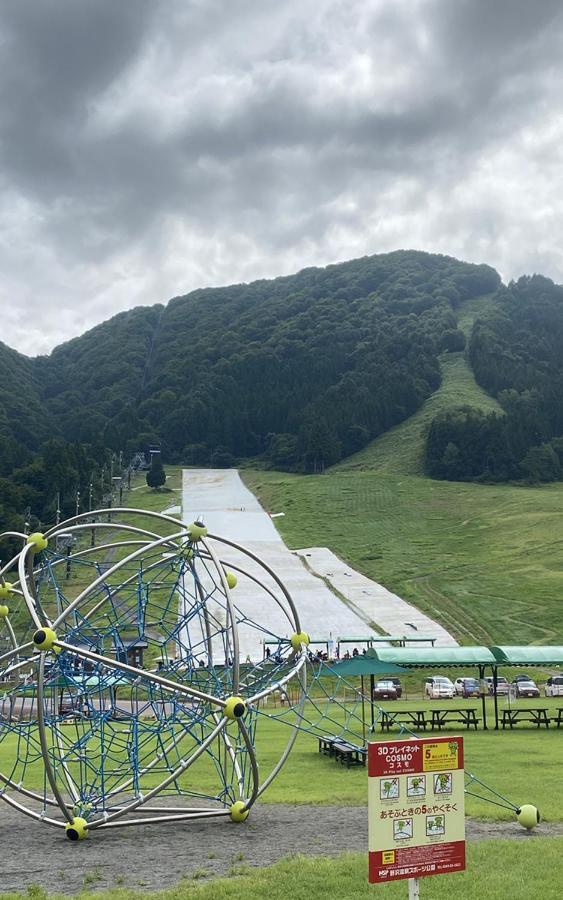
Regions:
[[294, 548, 458, 648], [181, 469, 378, 660], [181, 469, 457, 660]]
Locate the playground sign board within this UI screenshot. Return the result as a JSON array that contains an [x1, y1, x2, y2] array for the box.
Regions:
[[368, 735, 465, 884]]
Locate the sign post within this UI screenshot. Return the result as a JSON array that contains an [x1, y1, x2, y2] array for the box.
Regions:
[[368, 735, 465, 889]]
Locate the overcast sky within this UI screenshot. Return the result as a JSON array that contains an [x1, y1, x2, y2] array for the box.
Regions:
[[2, 0, 563, 356]]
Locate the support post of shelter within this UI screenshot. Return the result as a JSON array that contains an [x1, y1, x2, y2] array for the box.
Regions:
[[361, 675, 366, 744], [493, 666, 499, 730], [370, 673, 375, 733], [479, 664, 487, 730]]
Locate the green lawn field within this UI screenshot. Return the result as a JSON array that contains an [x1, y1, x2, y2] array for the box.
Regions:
[[244, 469, 563, 645], [0, 698, 560, 821], [4, 840, 563, 900]]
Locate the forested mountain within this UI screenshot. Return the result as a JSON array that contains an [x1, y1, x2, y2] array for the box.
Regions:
[[39, 251, 498, 468], [4, 248, 563, 534], [426, 275, 563, 482], [37, 305, 164, 446]]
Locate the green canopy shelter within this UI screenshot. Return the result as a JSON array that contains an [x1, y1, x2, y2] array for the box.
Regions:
[[366, 646, 499, 729], [489, 646, 563, 728], [329, 653, 408, 739]]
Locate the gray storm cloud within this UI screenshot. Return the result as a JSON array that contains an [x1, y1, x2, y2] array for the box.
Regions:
[[1, 0, 563, 355]]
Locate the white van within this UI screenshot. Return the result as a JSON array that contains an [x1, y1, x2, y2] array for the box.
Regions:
[[545, 675, 563, 697]]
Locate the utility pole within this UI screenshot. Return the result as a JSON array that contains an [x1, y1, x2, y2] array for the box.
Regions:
[[88, 482, 93, 512], [55, 492, 61, 526], [75, 490, 80, 518]]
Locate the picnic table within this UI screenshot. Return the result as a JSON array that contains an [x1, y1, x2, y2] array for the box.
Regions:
[[501, 707, 550, 729], [380, 709, 428, 732], [553, 708, 563, 728], [430, 708, 480, 730]]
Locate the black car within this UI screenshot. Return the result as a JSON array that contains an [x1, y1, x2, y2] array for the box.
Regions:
[[388, 677, 402, 698], [512, 677, 540, 698]]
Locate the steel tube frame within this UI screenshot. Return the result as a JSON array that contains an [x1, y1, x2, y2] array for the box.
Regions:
[[0, 505, 307, 835]]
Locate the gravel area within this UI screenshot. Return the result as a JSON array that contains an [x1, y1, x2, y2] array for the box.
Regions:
[[1, 803, 561, 895]]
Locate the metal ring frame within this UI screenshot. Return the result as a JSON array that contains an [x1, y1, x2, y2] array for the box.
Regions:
[[0, 507, 307, 836]]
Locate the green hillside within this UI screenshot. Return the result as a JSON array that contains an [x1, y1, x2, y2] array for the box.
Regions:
[[335, 351, 502, 475], [335, 293, 502, 475], [244, 468, 563, 645], [243, 289, 563, 647], [0, 250, 501, 473]]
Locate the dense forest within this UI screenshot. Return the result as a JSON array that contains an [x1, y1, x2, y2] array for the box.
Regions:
[[39, 251, 497, 466], [425, 275, 563, 482], [4, 249, 563, 532]]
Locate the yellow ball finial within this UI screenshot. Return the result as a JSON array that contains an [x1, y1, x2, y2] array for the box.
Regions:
[[230, 801, 249, 823], [33, 627, 58, 651], [65, 817, 89, 841], [516, 805, 540, 830], [225, 570, 237, 589], [0, 604, 9, 618], [290, 631, 310, 650], [0, 582, 13, 600], [187, 521, 208, 541], [224, 696, 246, 720], [27, 533, 48, 551]]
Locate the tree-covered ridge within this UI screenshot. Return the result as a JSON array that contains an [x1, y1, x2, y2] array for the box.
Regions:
[[425, 275, 563, 482], [0, 249, 502, 534], [36, 304, 164, 445], [138, 251, 499, 468], [0, 341, 51, 451]]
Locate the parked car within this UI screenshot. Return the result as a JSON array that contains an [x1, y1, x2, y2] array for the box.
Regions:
[[424, 676, 455, 699], [545, 675, 563, 697], [513, 674, 533, 683], [388, 677, 403, 698], [484, 675, 509, 696], [372, 680, 398, 700], [454, 677, 480, 698], [511, 678, 540, 698]]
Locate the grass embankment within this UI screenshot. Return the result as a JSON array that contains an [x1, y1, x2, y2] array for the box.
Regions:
[[244, 470, 563, 645], [335, 293, 500, 476], [4, 841, 563, 900], [241, 288, 563, 646], [335, 352, 501, 476]]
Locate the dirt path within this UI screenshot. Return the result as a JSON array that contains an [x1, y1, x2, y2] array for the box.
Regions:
[[1, 803, 560, 895]]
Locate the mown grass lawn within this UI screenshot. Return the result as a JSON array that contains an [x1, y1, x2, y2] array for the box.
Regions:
[[1, 702, 560, 821], [244, 468, 563, 645], [3, 840, 563, 900]]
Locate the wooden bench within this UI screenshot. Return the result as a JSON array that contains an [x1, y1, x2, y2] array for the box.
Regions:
[[332, 741, 366, 768], [501, 708, 550, 729], [318, 735, 337, 756], [553, 708, 563, 728]]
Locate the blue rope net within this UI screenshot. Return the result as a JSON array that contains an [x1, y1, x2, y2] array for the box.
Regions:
[[0, 510, 307, 835], [0, 508, 531, 836]]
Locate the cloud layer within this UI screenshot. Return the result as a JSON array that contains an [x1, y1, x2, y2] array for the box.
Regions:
[[2, 0, 563, 355]]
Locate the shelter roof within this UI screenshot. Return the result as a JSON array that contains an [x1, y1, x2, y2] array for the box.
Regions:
[[491, 646, 563, 665], [367, 646, 497, 667], [327, 656, 407, 676]]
